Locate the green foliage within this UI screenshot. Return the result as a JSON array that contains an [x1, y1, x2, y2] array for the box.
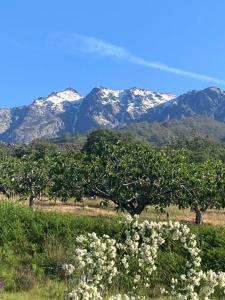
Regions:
[[13, 140, 58, 159], [83, 141, 187, 214], [16, 157, 50, 202], [1, 128, 225, 219], [0, 201, 123, 291], [174, 160, 225, 224], [83, 128, 134, 155], [172, 135, 225, 163], [0, 202, 122, 251], [192, 225, 225, 272], [0, 142, 15, 157], [0, 155, 51, 206], [0, 155, 20, 197], [119, 116, 225, 146], [48, 152, 88, 202]]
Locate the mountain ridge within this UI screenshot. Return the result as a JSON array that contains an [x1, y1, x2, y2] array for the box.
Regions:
[[1, 86, 225, 143]]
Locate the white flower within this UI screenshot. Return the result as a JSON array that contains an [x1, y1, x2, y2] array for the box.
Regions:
[[63, 216, 225, 300]]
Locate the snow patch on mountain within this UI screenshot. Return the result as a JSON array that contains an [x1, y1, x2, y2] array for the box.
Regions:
[[98, 87, 122, 98], [126, 88, 176, 118], [95, 87, 175, 111], [33, 88, 83, 112]]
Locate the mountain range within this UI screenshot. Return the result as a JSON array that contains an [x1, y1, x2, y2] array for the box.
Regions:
[[2, 86, 225, 143]]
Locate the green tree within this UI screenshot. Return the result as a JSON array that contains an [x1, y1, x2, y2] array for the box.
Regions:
[[176, 160, 225, 224], [48, 152, 88, 203], [172, 136, 225, 163], [14, 140, 57, 160], [85, 141, 187, 215], [13, 156, 50, 207], [0, 156, 20, 198], [83, 129, 133, 155]]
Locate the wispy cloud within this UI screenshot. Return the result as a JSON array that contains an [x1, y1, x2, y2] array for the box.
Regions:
[[56, 33, 225, 85]]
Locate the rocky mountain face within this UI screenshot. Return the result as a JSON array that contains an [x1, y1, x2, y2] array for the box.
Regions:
[[147, 87, 225, 123], [0, 87, 174, 143], [76, 87, 175, 133], [1, 86, 225, 143], [0, 88, 82, 143]]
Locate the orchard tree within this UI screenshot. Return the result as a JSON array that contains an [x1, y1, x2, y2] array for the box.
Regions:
[[83, 129, 133, 155], [13, 156, 50, 207], [85, 141, 187, 215], [14, 140, 57, 160], [49, 152, 88, 203], [0, 156, 21, 198], [172, 136, 225, 163], [176, 160, 225, 225]]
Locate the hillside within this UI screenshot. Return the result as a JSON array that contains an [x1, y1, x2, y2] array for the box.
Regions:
[[119, 116, 225, 145], [45, 116, 225, 147]]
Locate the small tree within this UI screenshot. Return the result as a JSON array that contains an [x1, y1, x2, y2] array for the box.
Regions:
[[175, 160, 225, 225], [49, 152, 88, 203], [0, 156, 21, 198], [14, 156, 50, 207]]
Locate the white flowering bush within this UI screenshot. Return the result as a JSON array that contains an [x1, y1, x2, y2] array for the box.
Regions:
[[73, 233, 118, 287], [62, 216, 225, 299]]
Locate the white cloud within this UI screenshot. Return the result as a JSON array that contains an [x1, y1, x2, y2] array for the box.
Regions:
[[57, 33, 225, 85]]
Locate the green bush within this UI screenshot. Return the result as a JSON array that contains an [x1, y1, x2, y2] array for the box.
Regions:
[[0, 201, 122, 291], [192, 225, 225, 271]]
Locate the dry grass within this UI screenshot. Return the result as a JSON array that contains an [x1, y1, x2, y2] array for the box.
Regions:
[[35, 198, 225, 226], [1, 194, 225, 226], [141, 206, 225, 226], [37, 198, 118, 218]]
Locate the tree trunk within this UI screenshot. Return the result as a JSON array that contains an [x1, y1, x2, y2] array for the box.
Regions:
[[166, 211, 170, 221], [82, 199, 85, 210], [0, 186, 10, 198], [29, 195, 35, 208], [195, 208, 204, 225], [129, 205, 145, 216]]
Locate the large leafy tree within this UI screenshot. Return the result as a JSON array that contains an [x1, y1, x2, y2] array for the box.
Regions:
[[85, 141, 187, 215]]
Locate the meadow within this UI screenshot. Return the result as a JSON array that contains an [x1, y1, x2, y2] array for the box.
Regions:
[[1, 200, 225, 299]]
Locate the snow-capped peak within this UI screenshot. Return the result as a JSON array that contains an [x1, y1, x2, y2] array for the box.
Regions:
[[45, 88, 82, 104], [52, 88, 82, 103], [33, 88, 83, 111], [128, 87, 153, 97], [95, 86, 123, 98], [128, 87, 175, 100], [125, 88, 176, 117]]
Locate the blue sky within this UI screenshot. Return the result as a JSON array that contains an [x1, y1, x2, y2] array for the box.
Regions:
[[1, 0, 225, 107]]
